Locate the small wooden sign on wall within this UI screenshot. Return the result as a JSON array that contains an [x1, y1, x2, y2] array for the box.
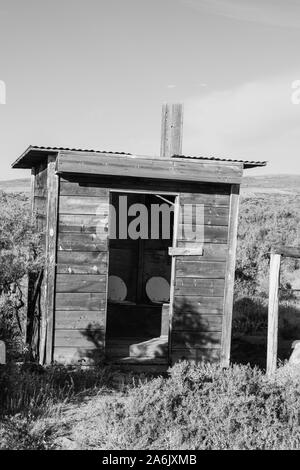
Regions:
[[168, 246, 204, 256]]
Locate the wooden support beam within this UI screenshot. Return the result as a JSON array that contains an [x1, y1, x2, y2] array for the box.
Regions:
[[160, 103, 183, 158], [30, 167, 35, 215], [220, 184, 240, 367], [40, 156, 59, 364], [26, 167, 36, 348], [266, 253, 281, 377]]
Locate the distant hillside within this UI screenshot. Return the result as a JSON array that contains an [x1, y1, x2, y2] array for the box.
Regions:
[[0, 178, 31, 194], [0, 174, 300, 196], [241, 174, 300, 196]]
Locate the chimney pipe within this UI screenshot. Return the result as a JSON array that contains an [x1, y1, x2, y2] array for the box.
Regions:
[[160, 103, 183, 158]]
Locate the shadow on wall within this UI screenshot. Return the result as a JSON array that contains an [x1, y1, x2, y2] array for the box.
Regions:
[[77, 295, 222, 365], [78, 324, 105, 365], [76, 295, 300, 368], [171, 296, 222, 364], [231, 296, 300, 369]]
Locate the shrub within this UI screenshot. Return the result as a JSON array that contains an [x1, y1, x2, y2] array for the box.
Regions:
[[1, 362, 300, 450], [236, 195, 300, 297], [0, 191, 43, 290], [232, 297, 268, 335], [0, 191, 44, 359], [92, 362, 300, 450], [0, 416, 56, 450]]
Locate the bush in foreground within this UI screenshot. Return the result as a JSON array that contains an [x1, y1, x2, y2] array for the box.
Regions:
[[94, 362, 300, 450], [1, 362, 300, 449], [0, 191, 44, 360]]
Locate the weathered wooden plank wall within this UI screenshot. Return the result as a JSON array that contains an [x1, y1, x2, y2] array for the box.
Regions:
[[29, 157, 59, 364], [53, 177, 109, 364], [57, 152, 243, 185], [51, 175, 236, 366], [170, 185, 231, 363]]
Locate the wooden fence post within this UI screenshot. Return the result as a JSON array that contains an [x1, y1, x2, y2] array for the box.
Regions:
[[267, 252, 281, 377]]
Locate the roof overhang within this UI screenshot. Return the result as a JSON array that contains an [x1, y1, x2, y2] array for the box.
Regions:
[[12, 146, 59, 169], [173, 154, 267, 169], [56, 150, 244, 184], [12, 146, 266, 183]]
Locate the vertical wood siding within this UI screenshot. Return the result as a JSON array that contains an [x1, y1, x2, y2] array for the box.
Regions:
[[53, 178, 109, 364], [52, 176, 235, 367], [170, 185, 231, 364]]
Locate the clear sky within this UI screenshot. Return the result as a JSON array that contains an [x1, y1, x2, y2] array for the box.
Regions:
[[1, 0, 300, 180]]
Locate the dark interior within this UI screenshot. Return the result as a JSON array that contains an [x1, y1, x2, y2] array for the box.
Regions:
[[106, 191, 175, 362]]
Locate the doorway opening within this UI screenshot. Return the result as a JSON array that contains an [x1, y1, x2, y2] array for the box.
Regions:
[[105, 191, 176, 364]]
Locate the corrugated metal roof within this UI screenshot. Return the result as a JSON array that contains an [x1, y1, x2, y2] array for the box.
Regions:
[[11, 145, 266, 169], [172, 154, 267, 168], [11, 146, 133, 168], [23, 145, 132, 155]]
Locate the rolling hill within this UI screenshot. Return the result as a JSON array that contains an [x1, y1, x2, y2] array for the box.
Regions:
[[241, 174, 300, 196], [0, 178, 31, 194]]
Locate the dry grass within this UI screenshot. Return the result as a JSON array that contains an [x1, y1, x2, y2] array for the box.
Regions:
[[2, 361, 300, 450]]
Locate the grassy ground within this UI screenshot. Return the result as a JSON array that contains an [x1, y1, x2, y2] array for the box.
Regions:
[[1, 182, 300, 449], [1, 361, 300, 450], [1, 294, 300, 449], [1, 296, 300, 450], [0, 363, 155, 449]]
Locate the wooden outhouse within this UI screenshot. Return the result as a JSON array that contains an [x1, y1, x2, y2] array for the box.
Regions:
[[12, 104, 266, 368]]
